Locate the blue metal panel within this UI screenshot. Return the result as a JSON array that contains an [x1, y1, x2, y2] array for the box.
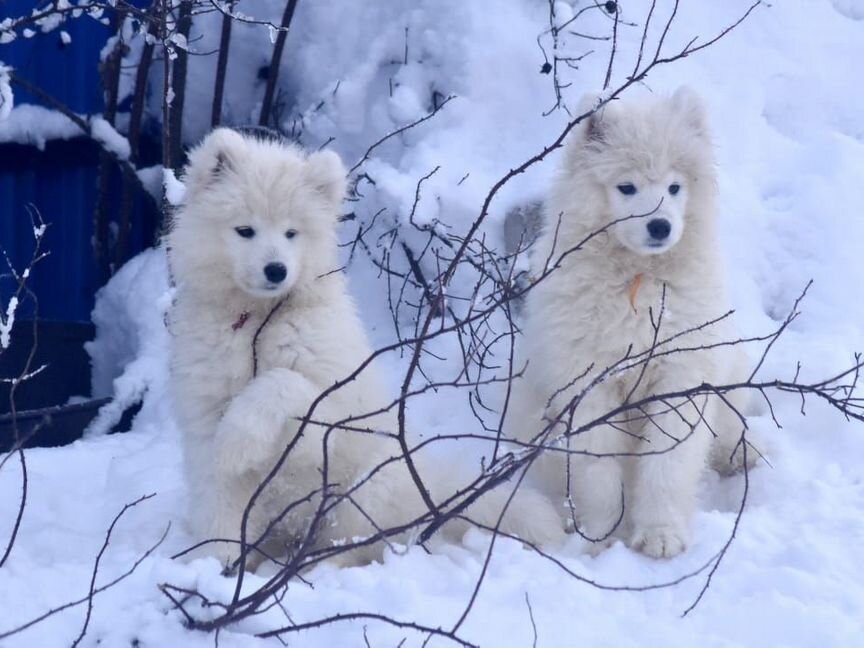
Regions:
[[0, 0, 113, 113], [0, 0, 157, 323], [0, 141, 100, 322]]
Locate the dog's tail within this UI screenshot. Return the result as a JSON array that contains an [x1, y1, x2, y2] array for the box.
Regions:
[[420, 459, 567, 550], [332, 446, 565, 566], [442, 481, 566, 549]]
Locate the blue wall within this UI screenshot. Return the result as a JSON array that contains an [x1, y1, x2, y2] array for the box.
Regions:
[[0, 0, 113, 113], [0, 0, 157, 323]]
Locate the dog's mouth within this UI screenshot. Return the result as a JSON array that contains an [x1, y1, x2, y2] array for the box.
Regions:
[[241, 281, 290, 298], [626, 241, 669, 256], [639, 238, 675, 254]]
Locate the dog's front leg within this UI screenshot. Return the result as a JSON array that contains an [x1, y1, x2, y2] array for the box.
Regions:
[[628, 370, 714, 558], [189, 472, 268, 571], [544, 386, 629, 554], [215, 367, 321, 476]]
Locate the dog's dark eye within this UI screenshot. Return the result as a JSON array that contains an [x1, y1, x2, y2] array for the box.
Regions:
[[668, 183, 681, 196], [285, 229, 298, 240], [235, 226, 255, 239], [617, 183, 637, 196]]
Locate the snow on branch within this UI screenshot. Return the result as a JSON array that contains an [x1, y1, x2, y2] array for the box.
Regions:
[[0, 63, 12, 121], [0, 207, 50, 572]]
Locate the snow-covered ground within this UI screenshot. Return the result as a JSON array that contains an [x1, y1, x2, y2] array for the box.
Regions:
[[2, 1, 864, 646]]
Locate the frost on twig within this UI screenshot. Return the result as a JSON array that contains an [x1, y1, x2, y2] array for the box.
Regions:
[[0, 296, 19, 351], [0, 62, 13, 121]]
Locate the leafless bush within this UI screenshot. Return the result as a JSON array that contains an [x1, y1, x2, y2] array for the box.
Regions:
[[151, 1, 858, 644], [0, 207, 48, 569], [7, 2, 862, 647]]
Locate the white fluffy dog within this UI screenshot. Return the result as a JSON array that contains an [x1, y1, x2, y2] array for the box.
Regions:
[[507, 88, 753, 558], [169, 129, 562, 569]]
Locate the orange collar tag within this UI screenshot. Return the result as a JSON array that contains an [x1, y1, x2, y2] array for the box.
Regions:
[[628, 273, 643, 313]]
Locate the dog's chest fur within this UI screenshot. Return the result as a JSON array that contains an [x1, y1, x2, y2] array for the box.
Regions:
[[524, 259, 723, 405], [171, 297, 312, 412]]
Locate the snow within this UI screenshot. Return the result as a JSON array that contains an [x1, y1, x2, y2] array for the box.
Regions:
[[89, 116, 130, 160], [135, 165, 164, 201], [0, 63, 12, 121], [2, 1, 864, 647], [0, 295, 18, 349], [0, 104, 81, 150], [167, 32, 188, 53], [85, 248, 173, 436], [0, 107, 129, 157], [162, 168, 185, 206]]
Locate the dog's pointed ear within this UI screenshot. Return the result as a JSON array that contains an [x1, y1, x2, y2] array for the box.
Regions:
[[670, 86, 709, 138], [185, 128, 246, 193], [576, 92, 617, 142], [305, 149, 347, 208]]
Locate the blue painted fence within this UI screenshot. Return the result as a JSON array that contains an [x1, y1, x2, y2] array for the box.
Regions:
[[0, 0, 157, 323]]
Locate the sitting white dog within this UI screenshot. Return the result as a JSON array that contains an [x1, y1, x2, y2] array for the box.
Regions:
[[507, 88, 755, 558], [169, 129, 563, 569]]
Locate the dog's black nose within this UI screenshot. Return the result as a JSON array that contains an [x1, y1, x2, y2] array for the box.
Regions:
[[264, 262, 287, 283], [646, 218, 671, 241]]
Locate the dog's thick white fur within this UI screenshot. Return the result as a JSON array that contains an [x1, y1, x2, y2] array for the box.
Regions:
[[169, 129, 563, 569], [507, 88, 753, 559]]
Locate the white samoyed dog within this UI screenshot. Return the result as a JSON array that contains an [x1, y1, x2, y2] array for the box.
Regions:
[[169, 129, 563, 570], [507, 88, 755, 559]]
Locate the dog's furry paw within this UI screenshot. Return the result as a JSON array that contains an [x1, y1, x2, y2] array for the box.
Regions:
[[215, 405, 277, 474], [184, 540, 240, 571], [710, 435, 764, 476], [629, 524, 687, 559], [581, 535, 616, 557], [185, 540, 268, 575], [569, 510, 624, 557]]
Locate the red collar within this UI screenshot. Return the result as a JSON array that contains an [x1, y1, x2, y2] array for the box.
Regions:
[[231, 311, 250, 331]]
